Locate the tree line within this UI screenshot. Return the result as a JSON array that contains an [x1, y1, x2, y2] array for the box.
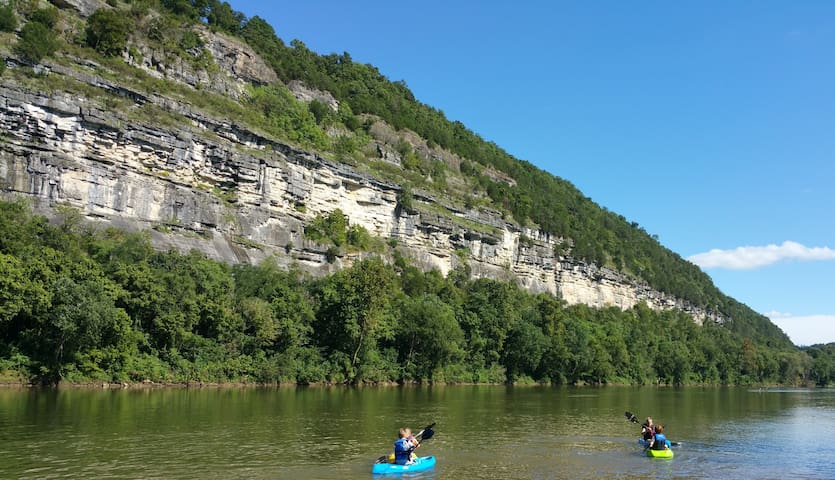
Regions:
[[1, 200, 832, 387]]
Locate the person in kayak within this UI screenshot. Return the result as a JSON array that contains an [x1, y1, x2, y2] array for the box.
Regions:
[[649, 424, 670, 450], [641, 417, 655, 441], [393, 427, 419, 465]]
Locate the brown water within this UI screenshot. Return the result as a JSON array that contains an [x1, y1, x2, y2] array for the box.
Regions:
[[1, 386, 833, 479]]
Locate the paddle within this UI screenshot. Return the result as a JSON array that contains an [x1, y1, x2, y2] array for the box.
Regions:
[[416, 422, 436, 442], [374, 422, 436, 464], [624, 411, 682, 447]]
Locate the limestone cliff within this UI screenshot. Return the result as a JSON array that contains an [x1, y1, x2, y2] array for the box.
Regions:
[[0, 25, 717, 324]]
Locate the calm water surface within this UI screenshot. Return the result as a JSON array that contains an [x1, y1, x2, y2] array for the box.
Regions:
[[1, 386, 833, 479]]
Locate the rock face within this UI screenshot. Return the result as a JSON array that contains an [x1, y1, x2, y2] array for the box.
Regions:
[[287, 80, 339, 111], [126, 24, 278, 100], [0, 31, 717, 324], [51, 0, 109, 18], [201, 28, 279, 88]]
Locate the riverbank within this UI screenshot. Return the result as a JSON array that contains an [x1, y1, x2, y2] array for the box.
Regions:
[[0, 378, 814, 389]]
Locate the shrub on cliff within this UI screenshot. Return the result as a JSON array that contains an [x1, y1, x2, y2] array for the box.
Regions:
[[304, 209, 349, 247], [396, 186, 416, 215], [246, 85, 330, 150], [28, 7, 59, 29], [14, 21, 57, 64], [85, 8, 130, 57], [0, 3, 17, 32]]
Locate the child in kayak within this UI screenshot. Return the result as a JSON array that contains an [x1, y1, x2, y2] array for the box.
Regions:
[[393, 427, 419, 465], [641, 417, 655, 441], [649, 424, 670, 450]]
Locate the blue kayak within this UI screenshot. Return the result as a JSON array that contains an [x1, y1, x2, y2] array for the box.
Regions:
[[372, 456, 436, 475]]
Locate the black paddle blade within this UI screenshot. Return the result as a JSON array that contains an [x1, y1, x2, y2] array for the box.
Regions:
[[625, 411, 639, 423], [416, 422, 436, 441]]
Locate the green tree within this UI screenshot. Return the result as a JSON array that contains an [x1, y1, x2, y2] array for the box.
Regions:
[[304, 209, 349, 246], [246, 85, 330, 149], [238, 297, 277, 349], [346, 224, 371, 249], [654, 339, 693, 385], [308, 99, 332, 124], [808, 346, 834, 386], [162, 0, 208, 19], [15, 20, 58, 63], [502, 310, 548, 382], [0, 3, 17, 32], [396, 185, 415, 214], [29, 8, 58, 29], [206, 0, 245, 34], [400, 266, 447, 297], [312, 258, 396, 382], [32, 275, 131, 382], [461, 279, 520, 367], [395, 294, 463, 380], [561, 310, 595, 383], [0, 253, 29, 323], [86, 8, 130, 56], [266, 281, 314, 352], [588, 335, 615, 384]]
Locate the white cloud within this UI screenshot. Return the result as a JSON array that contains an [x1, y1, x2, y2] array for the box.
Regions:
[[766, 311, 835, 346], [688, 241, 835, 270]]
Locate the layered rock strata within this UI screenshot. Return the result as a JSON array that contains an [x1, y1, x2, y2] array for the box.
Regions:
[[0, 57, 716, 324]]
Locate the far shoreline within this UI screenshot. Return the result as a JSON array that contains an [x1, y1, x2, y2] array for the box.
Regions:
[[0, 379, 809, 390]]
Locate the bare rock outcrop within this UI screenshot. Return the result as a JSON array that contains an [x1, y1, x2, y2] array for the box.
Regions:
[[50, 0, 108, 18]]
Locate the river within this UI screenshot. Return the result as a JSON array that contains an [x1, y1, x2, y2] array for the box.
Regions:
[[1, 386, 833, 479]]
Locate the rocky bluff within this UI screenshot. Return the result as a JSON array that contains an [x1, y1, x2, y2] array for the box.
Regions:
[[0, 27, 712, 324]]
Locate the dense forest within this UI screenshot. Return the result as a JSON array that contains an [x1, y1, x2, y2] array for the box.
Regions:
[[1, 200, 833, 386], [2, 1, 832, 387]]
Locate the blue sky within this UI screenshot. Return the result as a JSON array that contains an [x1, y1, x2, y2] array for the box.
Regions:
[[230, 1, 835, 346]]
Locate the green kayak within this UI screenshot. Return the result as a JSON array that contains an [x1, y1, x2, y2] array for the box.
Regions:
[[646, 447, 674, 459]]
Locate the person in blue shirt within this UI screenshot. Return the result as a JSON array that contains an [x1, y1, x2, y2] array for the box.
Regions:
[[393, 427, 419, 465], [649, 424, 671, 450]]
